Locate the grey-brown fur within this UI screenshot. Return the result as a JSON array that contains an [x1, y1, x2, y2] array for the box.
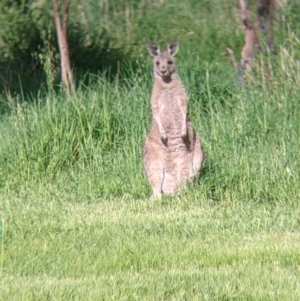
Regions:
[[143, 41, 204, 200]]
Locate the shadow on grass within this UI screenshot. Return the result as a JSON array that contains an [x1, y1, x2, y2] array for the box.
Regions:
[[0, 34, 138, 115]]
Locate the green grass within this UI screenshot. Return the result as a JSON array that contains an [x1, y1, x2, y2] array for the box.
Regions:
[[1, 0, 300, 300], [1, 189, 300, 300]]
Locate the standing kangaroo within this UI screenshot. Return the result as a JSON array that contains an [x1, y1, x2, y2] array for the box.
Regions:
[[143, 41, 204, 200]]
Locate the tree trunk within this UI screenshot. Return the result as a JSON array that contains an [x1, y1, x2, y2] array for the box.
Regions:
[[52, 0, 74, 92]]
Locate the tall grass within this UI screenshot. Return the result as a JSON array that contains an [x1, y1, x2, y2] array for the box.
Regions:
[[1, 42, 299, 201], [0, 72, 151, 197]]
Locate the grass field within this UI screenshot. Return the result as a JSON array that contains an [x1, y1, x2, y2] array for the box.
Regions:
[[1, 0, 300, 300]]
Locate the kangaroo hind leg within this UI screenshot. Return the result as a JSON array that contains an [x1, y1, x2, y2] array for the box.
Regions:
[[143, 146, 165, 200]]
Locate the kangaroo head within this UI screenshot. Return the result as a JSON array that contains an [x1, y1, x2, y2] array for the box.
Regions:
[[148, 41, 179, 80]]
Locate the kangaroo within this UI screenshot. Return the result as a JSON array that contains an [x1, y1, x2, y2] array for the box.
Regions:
[[143, 41, 204, 200]]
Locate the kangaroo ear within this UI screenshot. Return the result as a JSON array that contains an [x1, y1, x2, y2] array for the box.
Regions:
[[148, 42, 160, 57], [167, 40, 179, 57]]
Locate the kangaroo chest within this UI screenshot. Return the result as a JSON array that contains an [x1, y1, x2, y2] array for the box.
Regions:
[[158, 89, 186, 134]]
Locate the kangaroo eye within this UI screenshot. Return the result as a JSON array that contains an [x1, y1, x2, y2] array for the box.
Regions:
[[168, 61, 173, 65], [156, 61, 160, 66]]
